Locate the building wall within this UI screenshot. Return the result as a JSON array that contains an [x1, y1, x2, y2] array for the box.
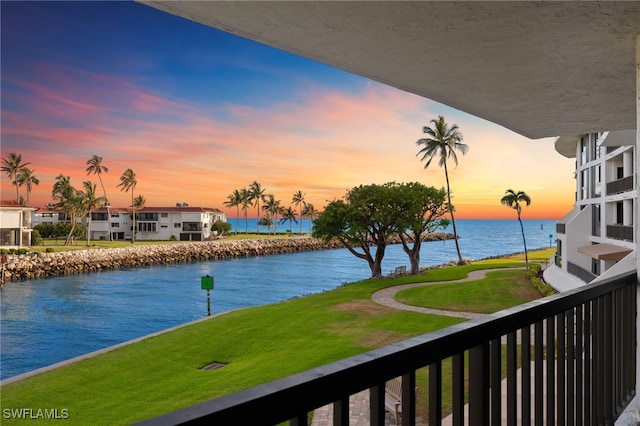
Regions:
[[552, 130, 637, 285]]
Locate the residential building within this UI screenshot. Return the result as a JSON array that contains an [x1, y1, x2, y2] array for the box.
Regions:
[[546, 130, 637, 288], [0, 200, 35, 247], [31, 204, 227, 242]]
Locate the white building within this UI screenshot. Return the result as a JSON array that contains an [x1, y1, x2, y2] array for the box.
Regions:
[[545, 131, 637, 289], [0, 200, 35, 247], [31, 204, 227, 242]]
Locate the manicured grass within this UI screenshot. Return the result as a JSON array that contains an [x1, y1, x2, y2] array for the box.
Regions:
[[0, 249, 553, 425], [396, 269, 542, 314]]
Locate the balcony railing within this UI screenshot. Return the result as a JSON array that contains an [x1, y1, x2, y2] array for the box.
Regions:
[[137, 272, 637, 426], [567, 262, 597, 283], [606, 176, 634, 195], [607, 225, 635, 242]]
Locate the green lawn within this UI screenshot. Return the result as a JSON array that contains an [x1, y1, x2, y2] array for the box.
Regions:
[[0, 249, 554, 425]]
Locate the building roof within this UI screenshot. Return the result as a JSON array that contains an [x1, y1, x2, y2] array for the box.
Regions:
[[141, 1, 640, 139], [0, 200, 36, 210]]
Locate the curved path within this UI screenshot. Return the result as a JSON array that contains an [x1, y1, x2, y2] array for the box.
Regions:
[[371, 268, 522, 319], [312, 267, 526, 426]]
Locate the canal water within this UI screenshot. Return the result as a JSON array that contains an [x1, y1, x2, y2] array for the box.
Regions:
[[0, 220, 557, 380]]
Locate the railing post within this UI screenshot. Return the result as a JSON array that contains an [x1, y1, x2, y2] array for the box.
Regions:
[[429, 363, 441, 426], [469, 342, 490, 426], [452, 353, 465, 426], [534, 320, 544, 426], [402, 371, 416, 426], [369, 383, 385, 426], [332, 396, 349, 425]]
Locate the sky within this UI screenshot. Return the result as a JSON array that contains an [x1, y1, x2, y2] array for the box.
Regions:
[[1, 1, 577, 220]]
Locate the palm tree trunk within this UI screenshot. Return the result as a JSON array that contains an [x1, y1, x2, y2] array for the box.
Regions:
[[87, 211, 92, 246], [517, 213, 529, 267], [444, 162, 464, 264]]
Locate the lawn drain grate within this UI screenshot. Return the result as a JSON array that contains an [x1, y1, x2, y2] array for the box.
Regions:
[[201, 362, 226, 371]]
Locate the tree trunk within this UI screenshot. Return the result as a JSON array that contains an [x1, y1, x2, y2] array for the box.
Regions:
[[518, 213, 529, 267], [399, 232, 421, 274], [444, 162, 464, 264]]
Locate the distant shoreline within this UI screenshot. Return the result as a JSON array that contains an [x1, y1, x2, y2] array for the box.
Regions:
[[2, 233, 456, 282]]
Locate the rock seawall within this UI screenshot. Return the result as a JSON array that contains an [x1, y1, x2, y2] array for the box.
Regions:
[[1, 233, 454, 282], [2, 237, 341, 282]]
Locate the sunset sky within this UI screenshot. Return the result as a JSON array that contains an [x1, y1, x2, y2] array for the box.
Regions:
[[1, 2, 576, 220]]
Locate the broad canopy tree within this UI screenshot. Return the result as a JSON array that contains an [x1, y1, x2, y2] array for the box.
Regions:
[[395, 183, 450, 274], [313, 182, 449, 278]]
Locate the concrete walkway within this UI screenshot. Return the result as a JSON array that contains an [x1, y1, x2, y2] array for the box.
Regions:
[[311, 267, 522, 426]]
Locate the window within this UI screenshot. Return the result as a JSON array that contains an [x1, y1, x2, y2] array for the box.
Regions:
[[591, 165, 601, 197], [580, 170, 588, 200], [161, 225, 168, 228], [111, 222, 119, 228], [91, 212, 109, 221], [580, 135, 588, 164], [183, 222, 202, 232], [592, 204, 600, 236], [111, 213, 120, 218], [161, 213, 168, 218], [138, 213, 158, 221], [174, 223, 181, 228], [616, 201, 624, 225], [138, 222, 157, 232], [591, 133, 600, 160]]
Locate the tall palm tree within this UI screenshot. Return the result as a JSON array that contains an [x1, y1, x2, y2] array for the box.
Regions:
[[292, 190, 306, 234], [239, 187, 251, 234], [501, 189, 532, 268], [416, 115, 469, 265], [224, 189, 242, 234], [117, 169, 137, 243], [249, 181, 266, 233], [51, 174, 85, 246], [280, 207, 298, 233], [301, 202, 318, 234], [16, 167, 39, 206], [86, 155, 112, 240], [82, 181, 105, 246], [1, 152, 31, 201]]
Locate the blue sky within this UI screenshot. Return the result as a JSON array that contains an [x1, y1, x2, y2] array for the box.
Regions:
[[1, 1, 576, 219]]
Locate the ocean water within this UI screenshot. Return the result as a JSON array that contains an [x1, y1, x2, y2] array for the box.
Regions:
[[0, 219, 556, 380]]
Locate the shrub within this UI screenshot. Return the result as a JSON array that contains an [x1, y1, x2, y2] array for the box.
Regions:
[[169, 235, 177, 241], [526, 264, 555, 296], [31, 229, 43, 246]]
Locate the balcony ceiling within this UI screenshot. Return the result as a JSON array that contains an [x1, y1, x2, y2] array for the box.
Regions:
[[141, 1, 640, 140]]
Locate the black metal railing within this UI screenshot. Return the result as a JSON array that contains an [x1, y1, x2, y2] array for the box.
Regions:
[[568, 262, 597, 283], [607, 225, 634, 242], [137, 272, 637, 426], [606, 176, 634, 195]]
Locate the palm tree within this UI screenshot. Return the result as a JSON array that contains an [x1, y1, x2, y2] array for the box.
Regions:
[[280, 206, 298, 233], [133, 194, 146, 210], [86, 155, 112, 240], [262, 194, 282, 235], [51, 175, 86, 246], [416, 115, 469, 265], [116, 169, 137, 243], [239, 187, 251, 234], [1, 152, 31, 201], [249, 181, 267, 233], [81, 181, 105, 246], [292, 190, 306, 234], [501, 189, 532, 268], [224, 189, 242, 234], [301, 202, 318, 234], [16, 167, 39, 206]]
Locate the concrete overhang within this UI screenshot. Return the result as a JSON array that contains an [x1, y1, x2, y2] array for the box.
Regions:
[[140, 1, 640, 140], [555, 135, 579, 159], [577, 243, 634, 262]]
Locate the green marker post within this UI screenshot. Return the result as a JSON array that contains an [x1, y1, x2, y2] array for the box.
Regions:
[[201, 275, 214, 316]]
